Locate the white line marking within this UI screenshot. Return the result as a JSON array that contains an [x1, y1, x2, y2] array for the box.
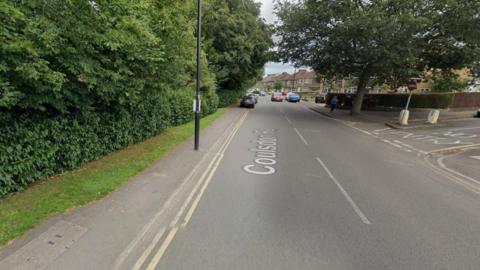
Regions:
[[447, 127, 480, 131], [423, 155, 480, 194], [471, 156, 480, 160], [125, 111, 242, 270], [294, 128, 309, 145], [300, 103, 423, 154], [316, 157, 371, 225], [144, 111, 248, 270], [285, 115, 292, 124], [427, 143, 480, 154], [438, 155, 480, 186], [181, 111, 245, 227], [393, 140, 414, 149], [373, 128, 391, 133]]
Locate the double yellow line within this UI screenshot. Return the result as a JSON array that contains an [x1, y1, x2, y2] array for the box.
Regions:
[[135, 110, 248, 270]]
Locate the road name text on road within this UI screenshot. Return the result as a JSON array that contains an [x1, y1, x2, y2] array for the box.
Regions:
[[243, 129, 278, 175]]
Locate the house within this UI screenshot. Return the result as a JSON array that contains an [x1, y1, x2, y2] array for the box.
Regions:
[[290, 69, 322, 92]]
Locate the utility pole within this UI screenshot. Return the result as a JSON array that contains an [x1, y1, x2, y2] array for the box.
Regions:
[[194, 0, 202, 151]]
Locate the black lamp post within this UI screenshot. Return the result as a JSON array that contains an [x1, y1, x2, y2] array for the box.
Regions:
[[194, 0, 202, 151]]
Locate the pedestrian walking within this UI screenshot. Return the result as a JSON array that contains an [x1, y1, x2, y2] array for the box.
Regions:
[[330, 95, 338, 112]]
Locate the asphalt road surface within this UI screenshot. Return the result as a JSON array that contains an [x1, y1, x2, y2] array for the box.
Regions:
[[2, 97, 479, 270], [154, 98, 480, 269]]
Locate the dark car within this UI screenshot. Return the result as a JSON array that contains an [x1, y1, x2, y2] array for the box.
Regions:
[[240, 96, 256, 108], [315, 93, 327, 103], [477, 108, 480, 118], [248, 94, 258, 104]]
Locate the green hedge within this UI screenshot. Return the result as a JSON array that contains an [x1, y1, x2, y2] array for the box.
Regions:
[[0, 90, 218, 197], [217, 89, 244, 108], [326, 93, 455, 109]]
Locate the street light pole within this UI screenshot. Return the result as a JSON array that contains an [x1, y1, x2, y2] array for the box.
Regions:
[[194, 0, 202, 151]]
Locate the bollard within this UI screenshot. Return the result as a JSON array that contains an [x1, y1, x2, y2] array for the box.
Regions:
[[399, 109, 409, 125], [427, 110, 440, 124]]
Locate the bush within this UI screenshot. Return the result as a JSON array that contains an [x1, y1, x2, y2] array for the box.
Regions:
[[0, 90, 218, 197], [431, 72, 468, 92], [217, 89, 244, 108], [0, 0, 267, 197]]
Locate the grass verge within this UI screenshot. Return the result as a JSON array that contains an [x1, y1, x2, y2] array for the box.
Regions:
[[0, 109, 227, 247]]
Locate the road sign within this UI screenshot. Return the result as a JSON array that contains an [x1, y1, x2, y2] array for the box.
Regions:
[[193, 99, 201, 112]]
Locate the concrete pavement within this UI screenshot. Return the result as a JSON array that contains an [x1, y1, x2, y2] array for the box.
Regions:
[[1, 97, 480, 269]]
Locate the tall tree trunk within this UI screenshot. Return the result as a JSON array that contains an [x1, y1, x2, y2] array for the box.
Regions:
[[351, 65, 372, 115]]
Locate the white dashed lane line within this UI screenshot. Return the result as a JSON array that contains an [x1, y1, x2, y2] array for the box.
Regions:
[[294, 128, 309, 145]]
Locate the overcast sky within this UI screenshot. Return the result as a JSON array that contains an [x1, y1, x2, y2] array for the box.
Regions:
[[259, 0, 296, 76]]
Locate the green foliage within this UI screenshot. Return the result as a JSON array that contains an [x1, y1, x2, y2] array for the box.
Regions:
[[0, 109, 226, 246], [273, 81, 283, 91], [203, 0, 272, 93], [0, 89, 220, 196], [431, 72, 468, 92], [275, 0, 480, 114], [0, 0, 272, 196], [217, 89, 244, 108]]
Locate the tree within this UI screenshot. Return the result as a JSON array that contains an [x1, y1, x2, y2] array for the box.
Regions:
[[431, 71, 467, 92], [274, 80, 283, 91], [203, 0, 272, 93], [275, 0, 480, 115]]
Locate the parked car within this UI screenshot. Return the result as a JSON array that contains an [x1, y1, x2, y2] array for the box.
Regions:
[[248, 94, 258, 104], [315, 93, 327, 103], [477, 108, 480, 118], [259, 91, 266, 96], [271, 92, 283, 102], [240, 96, 256, 108], [287, 93, 301, 103]]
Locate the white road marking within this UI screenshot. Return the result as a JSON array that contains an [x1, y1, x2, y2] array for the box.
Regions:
[[448, 127, 480, 131], [285, 115, 292, 124], [300, 103, 429, 155], [438, 155, 480, 186], [122, 111, 243, 270], [394, 140, 413, 148], [294, 128, 309, 145], [422, 155, 480, 194], [373, 127, 392, 134], [471, 156, 480, 160], [143, 110, 248, 270], [427, 143, 480, 154], [316, 157, 371, 225]]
